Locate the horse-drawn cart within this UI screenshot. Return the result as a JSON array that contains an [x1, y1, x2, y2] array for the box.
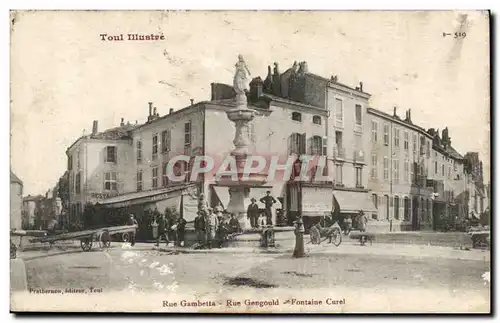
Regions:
[[29, 225, 137, 252]]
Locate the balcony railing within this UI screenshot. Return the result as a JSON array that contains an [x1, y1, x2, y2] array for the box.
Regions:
[[333, 147, 346, 160]]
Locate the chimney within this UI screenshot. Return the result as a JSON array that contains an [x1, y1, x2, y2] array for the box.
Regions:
[[92, 120, 98, 135], [408, 108, 412, 121], [190, 99, 194, 106], [153, 107, 157, 117], [210, 83, 216, 101], [120, 118, 124, 126], [249, 77, 264, 102], [359, 81, 363, 92], [169, 108, 174, 114], [148, 102, 153, 116], [393, 106, 397, 117]]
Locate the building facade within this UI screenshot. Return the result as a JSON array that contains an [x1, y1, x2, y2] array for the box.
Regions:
[[10, 171, 23, 230]]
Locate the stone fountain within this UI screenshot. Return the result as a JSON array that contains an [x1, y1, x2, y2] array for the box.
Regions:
[[217, 55, 268, 230]]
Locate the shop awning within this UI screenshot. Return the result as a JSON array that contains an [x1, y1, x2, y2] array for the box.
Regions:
[[98, 183, 197, 208], [333, 190, 377, 214], [211, 185, 275, 210], [212, 186, 231, 209], [301, 186, 334, 217]]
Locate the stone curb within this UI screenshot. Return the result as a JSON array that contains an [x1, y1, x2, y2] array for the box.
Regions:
[[10, 258, 28, 292]]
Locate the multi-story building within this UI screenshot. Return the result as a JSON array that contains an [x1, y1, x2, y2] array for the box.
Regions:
[[64, 60, 487, 232], [10, 170, 23, 230]]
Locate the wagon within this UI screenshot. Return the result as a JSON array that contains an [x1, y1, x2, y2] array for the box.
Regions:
[[29, 225, 137, 252]]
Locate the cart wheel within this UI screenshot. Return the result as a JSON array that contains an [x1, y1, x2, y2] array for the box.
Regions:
[[80, 238, 93, 252], [98, 230, 111, 249], [332, 229, 342, 247], [122, 233, 130, 242]]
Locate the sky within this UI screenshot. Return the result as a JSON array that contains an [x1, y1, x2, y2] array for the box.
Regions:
[[10, 10, 490, 196]]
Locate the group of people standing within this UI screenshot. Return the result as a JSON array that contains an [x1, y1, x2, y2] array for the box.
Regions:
[[246, 191, 277, 228], [151, 207, 187, 248], [194, 194, 241, 249]]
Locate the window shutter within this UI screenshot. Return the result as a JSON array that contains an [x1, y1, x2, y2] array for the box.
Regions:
[[300, 133, 306, 154], [114, 147, 118, 164], [287, 134, 292, 155]]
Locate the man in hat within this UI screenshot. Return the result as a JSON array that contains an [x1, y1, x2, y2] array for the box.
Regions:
[[194, 209, 207, 247], [260, 191, 277, 225], [127, 214, 138, 246], [247, 197, 260, 229], [206, 207, 219, 249]]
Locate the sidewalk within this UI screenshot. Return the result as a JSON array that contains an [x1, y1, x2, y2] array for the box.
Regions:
[[152, 242, 490, 262], [10, 259, 28, 292]]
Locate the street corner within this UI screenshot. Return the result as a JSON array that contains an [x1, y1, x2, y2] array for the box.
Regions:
[[10, 258, 28, 292]]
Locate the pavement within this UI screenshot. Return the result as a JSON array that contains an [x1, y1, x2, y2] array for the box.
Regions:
[[10, 241, 490, 313], [10, 259, 28, 292]]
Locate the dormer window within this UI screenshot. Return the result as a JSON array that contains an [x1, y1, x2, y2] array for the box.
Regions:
[[292, 112, 302, 122], [312, 115, 322, 125]]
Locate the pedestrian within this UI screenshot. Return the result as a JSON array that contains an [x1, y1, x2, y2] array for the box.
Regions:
[[194, 210, 207, 247], [358, 211, 367, 232], [206, 208, 219, 249], [247, 197, 260, 229], [155, 213, 166, 247], [260, 190, 277, 225], [127, 214, 138, 247], [47, 216, 58, 236], [176, 214, 187, 247], [228, 213, 241, 234], [344, 215, 352, 235], [214, 206, 225, 248]]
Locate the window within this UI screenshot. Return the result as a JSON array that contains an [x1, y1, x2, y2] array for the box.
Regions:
[[310, 136, 323, 155], [371, 154, 377, 179], [162, 163, 169, 187], [420, 136, 426, 155], [137, 170, 143, 191], [184, 121, 191, 145], [393, 159, 399, 183], [412, 134, 417, 152], [404, 131, 409, 150], [68, 155, 73, 170], [104, 172, 117, 191], [289, 133, 306, 155], [448, 166, 451, 178], [161, 130, 171, 153], [434, 161, 438, 175], [136, 140, 142, 163], [75, 172, 81, 194], [335, 164, 343, 185], [383, 157, 389, 180], [152, 167, 158, 189], [404, 159, 409, 182], [404, 197, 411, 221], [441, 164, 445, 176], [372, 194, 378, 209], [77, 151, 81, 169], [106, 146, 117, 163], [335, 98, 343, 123], [185, 159, 192, 183], [292, 112, 302, 122], [355, 104, 362, 125], [152, 134, 158, 160], [355, 167, 363, 188], [393, 128, 400, 148], [394, 196, 400, 220], [383, 124, 389, 146], [312, 115, 321, 125], [371, 121, 378, 143], [426, 141, 431, 157]]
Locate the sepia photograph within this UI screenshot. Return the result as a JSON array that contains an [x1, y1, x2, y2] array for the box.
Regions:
[[9, 10, 491, 313]]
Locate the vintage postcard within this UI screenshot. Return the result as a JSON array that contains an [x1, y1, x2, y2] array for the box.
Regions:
[[9, 10, 491, 313]]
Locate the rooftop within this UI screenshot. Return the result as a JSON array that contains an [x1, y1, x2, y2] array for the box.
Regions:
[[10, 171, 22, 185]]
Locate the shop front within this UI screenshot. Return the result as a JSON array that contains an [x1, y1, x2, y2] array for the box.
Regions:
[[92, 183, 200, 241]]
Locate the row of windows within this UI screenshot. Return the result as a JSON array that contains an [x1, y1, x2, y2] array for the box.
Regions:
[[137, 160, 196, 191], [333, 164, 363, 188], [291, 112, 323, 125], [371, 194, 432, 221], [288, 133, 325, 155], [371, 121, 431, 156], [291, 100, 363, 126], [136, 121, 191, 163], [370, 154, 425, 184]]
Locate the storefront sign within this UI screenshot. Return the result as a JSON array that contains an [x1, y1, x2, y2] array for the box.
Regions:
[[90, 192, 120, 200]]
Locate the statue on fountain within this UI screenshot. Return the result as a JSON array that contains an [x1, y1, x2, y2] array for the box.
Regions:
[[233, 54, 252, 95]]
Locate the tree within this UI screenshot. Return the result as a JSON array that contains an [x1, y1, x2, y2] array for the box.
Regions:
[[57, 171, 70, 210]]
